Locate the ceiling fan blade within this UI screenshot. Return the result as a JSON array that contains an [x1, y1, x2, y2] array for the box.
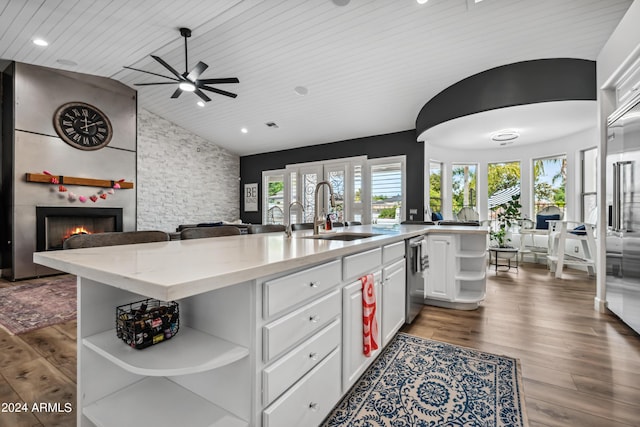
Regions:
[[170, 88, 183, 99], [194, 88, 212, 102], [124, 66, 179, 81], [151, 55, 183, 80], [200, 85, 238, 98], [186, 61, 209, 82], [134, 82, 179, 86], [197, 77, 239, 85]]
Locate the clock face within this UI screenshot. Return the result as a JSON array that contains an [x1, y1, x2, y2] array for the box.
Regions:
[[53, 102, 113, 150]]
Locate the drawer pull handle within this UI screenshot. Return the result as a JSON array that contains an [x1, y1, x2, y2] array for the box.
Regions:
[[309, 352, 318, 360], [309, 281, 318, 288], [309, 315, 320, 323], [309, 402, 319, 411]]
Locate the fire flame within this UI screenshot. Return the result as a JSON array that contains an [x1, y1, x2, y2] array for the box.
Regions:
[[63, 227, 91, 240]]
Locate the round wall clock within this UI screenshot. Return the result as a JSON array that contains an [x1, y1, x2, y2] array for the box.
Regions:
[[53, 102, 113, 150]]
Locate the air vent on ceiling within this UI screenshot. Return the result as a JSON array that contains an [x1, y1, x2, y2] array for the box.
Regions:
[[265, 122, 279, 128]]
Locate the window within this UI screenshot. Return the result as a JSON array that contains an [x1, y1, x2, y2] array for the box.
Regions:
[[262, 171, 285, 224], [581, 148, 597, 222], [487, 161, 520, 222], [429, 162, 442, 217], [352, 164, 363, 222], [326, 164, 346, 223], [451, 163, 477, 218], [533, 155, 566, 216], [370, 157, 405, 224]]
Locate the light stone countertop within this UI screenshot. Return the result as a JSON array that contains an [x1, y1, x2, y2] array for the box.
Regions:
[[33, 224, 487, 301]]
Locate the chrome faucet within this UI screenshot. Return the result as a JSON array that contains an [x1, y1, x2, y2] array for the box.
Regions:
[[314, 181, 335, 235], [285, 201, 305, 238]]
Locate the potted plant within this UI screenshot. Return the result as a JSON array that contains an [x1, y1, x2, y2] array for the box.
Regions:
[[490, 194, 521, 249]]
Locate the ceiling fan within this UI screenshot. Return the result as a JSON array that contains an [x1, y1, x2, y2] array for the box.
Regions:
[[124, 27, 239, 103]]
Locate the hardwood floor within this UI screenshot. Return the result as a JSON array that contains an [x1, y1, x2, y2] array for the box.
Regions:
[[403, 263, 640, 427], [0, 275, 76, 427], [1, 265, 639, 426]]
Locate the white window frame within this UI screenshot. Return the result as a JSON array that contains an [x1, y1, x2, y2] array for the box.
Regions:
[[368, 155, 407, 224]]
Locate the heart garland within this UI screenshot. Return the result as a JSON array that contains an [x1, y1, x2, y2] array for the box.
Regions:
[[42, 170, 125, 203]]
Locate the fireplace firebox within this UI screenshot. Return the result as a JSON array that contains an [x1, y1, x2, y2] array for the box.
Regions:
[[36, 207, 123, 251]]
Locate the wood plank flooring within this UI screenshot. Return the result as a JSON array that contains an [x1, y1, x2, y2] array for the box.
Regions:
[[0, 275, 76, 427], [1, 264, 639, 426], [403, 264, 640, 427]]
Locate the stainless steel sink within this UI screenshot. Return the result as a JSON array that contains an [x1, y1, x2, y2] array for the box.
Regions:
[[302, 232, 381, 241]]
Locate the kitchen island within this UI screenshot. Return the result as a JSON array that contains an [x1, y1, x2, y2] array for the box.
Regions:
[[34, 224, 487, 427]]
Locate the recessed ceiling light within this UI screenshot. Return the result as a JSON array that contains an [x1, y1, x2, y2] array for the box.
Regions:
[[241, 127, 248, 134], [417, 0, 428, 4], [294, 86, 309, 96], [491, 130, 520, 142], [33, 38, 48, 47], [197, 101, 205, 107], [178, 82, 196, 92]]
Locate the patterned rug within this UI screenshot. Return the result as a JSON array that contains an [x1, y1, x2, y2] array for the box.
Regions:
[[0, 275, 77, 335], [323, 333, 528, 426]]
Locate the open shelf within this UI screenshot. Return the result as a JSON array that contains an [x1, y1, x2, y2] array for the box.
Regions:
[[83, 326, 249, 376], [456, 288, 485, 303], [456, 249, 487, 258], [84, 377, 248, 427], [455, 270, 486, 281]]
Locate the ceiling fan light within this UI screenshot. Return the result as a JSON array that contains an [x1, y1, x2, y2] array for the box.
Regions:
[[179, 82, 196, 92]]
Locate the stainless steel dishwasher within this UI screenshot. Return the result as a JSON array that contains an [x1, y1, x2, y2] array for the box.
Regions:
[[405, 235, 427, 323]]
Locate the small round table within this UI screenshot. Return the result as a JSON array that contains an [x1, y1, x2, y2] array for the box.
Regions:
[[488, 247, 519, 274]]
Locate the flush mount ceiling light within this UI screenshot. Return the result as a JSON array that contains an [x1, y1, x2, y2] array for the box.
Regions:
[[33, 38, 48, 46], [125, 27, 239, 103], [491, 130, 520, 142]]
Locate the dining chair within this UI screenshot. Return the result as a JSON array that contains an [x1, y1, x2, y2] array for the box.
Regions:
[[248, 224, 286, 234], [180, 226, 241, 240], [63, 230, 169, 249], [291, 223, 314, 231]]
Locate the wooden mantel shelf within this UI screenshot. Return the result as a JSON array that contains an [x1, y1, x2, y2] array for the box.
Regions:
[[26, 173, 134, 189]]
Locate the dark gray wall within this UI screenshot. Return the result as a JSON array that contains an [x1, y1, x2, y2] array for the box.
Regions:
[[240, 130, 424, 224], [416, 58, 597, 136]]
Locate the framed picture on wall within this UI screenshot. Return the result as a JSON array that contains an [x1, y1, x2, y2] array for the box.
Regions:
[[244, 183, 258, 212]]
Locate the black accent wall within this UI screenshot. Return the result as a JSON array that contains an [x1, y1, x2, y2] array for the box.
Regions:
[[240, 130, 424, 224], [416, 58, 596, 136], [1, 63, 14, 270]]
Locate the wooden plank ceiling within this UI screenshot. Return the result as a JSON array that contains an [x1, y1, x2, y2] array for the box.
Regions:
[[0, 0, 633, 155]]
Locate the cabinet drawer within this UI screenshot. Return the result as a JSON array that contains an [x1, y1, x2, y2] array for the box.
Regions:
[[263, 318, 340, 406], [263, 348, 341, 427], [263, 289, 340, 361], [382, 241, 405, 264], [343, 247, 382, 281], [263, 260, 341, 318]]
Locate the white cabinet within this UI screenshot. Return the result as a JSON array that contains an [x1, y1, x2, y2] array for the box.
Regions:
[[261, 261, 342, 425], [381, 259, 406, 346], [342, 271, 382, 391], [424, 233, 486, 310], [425, 234, 454, 300]]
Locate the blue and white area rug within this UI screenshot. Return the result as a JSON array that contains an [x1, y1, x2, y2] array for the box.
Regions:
[[323, 333, 528, 426]]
